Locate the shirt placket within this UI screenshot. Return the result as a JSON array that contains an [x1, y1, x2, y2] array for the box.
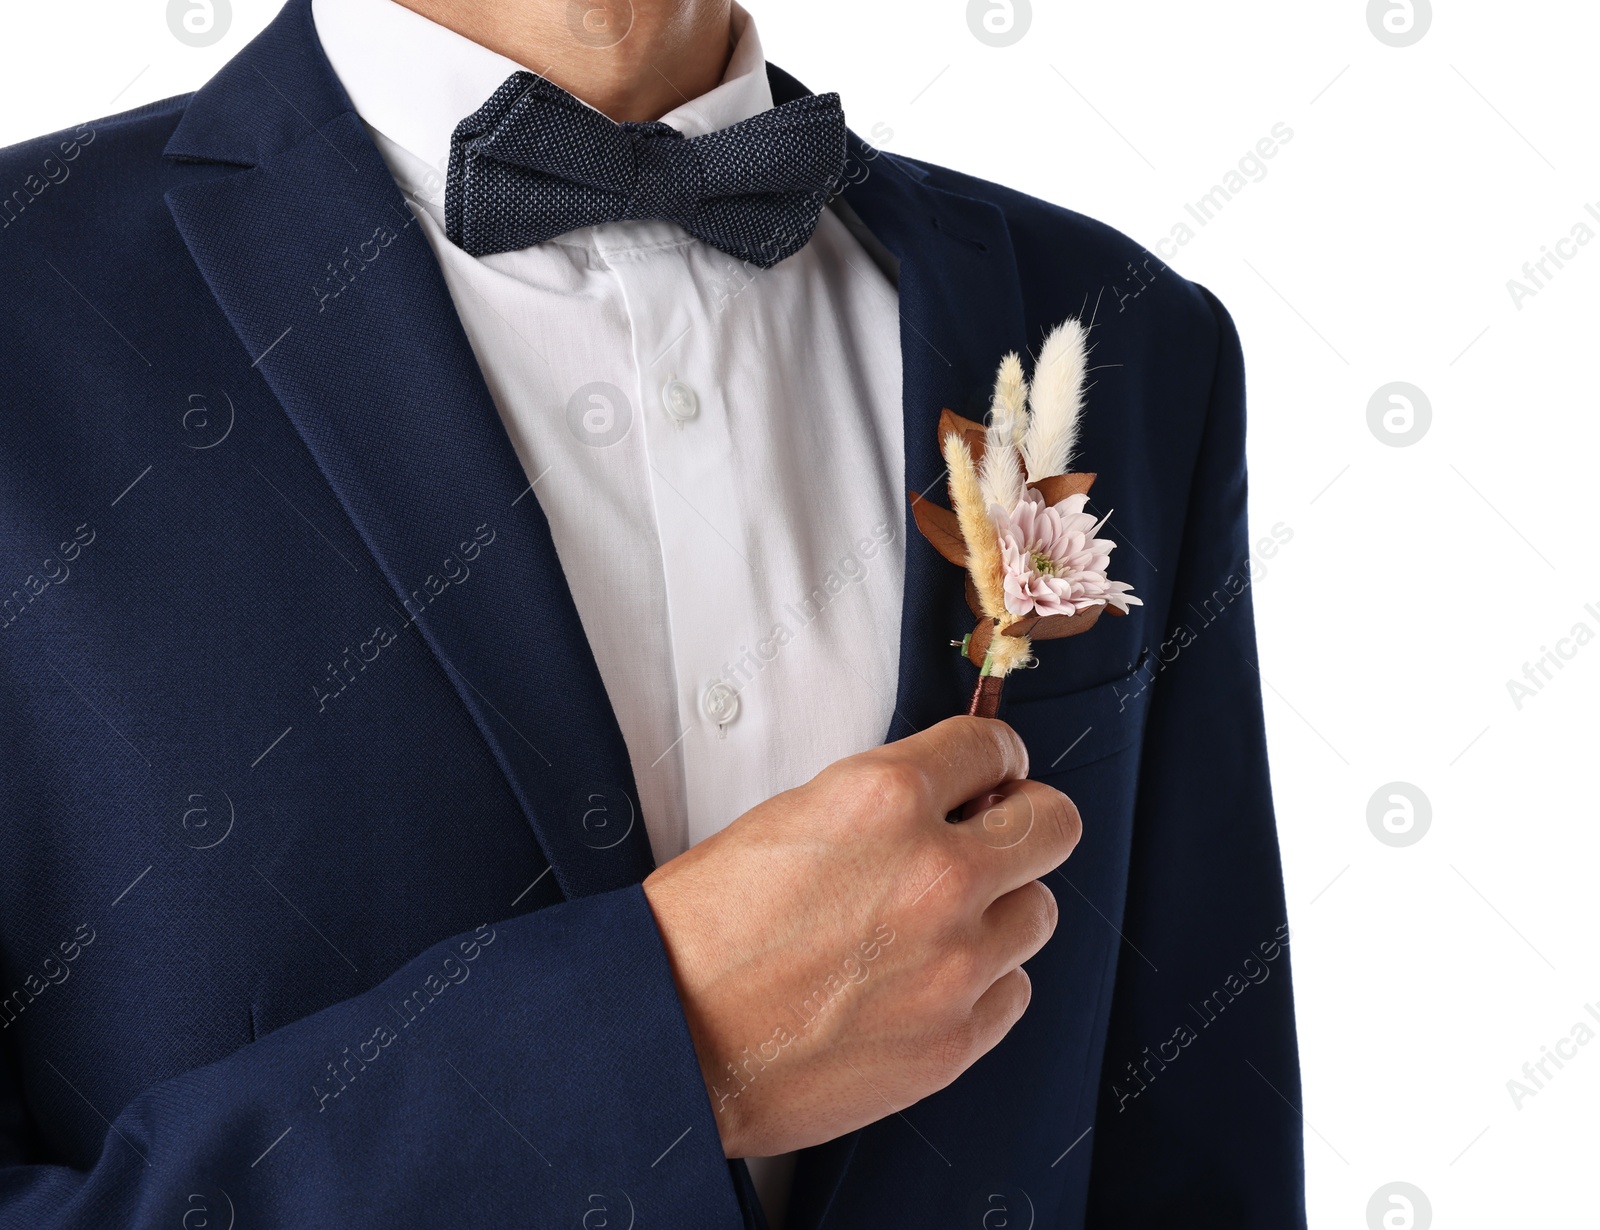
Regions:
[[602, 234, 771, 851]]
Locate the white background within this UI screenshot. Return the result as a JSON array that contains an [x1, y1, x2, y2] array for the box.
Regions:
[[3, 2, 1597, 1226]]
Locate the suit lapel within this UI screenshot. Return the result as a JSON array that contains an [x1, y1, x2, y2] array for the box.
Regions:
[[163, 0, 654, 900], [834, 137, 1029, 739], [771, 70, 1030, 737]]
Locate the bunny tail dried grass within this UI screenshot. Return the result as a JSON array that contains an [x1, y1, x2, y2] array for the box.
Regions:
[[1022, 319, 1088, 481], [987, 632, 1033, 676], [943, 431, 1006, 621], [979, 352, 1028, 511]]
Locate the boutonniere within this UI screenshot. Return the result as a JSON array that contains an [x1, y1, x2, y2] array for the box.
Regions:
[[909, 319, 1141, 719]]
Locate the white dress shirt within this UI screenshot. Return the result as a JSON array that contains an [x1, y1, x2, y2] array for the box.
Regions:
[[313, 1, 905, 1221]]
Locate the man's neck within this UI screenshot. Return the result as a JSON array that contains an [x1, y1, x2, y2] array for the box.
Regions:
[[390, 0, 735, 122]]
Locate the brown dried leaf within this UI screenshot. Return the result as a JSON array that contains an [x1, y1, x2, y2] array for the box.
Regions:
[[1004, 604, 1104, 640], [907, 491, 967, 567], [966, 617, 995, 667], [938, 408, 1000, 472], [938, 407, 986, 443], [997, 613, 1041, 638], [1028, 472, 1096, 506]]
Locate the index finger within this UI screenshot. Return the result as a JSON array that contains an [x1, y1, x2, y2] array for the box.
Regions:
[[955, 778, 1083, 903]]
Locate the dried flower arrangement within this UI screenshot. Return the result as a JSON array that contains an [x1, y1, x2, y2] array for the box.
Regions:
[[908, 319, 1141, 719]]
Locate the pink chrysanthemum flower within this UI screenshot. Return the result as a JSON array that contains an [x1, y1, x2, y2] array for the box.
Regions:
[[990, 490, 1142, 618]]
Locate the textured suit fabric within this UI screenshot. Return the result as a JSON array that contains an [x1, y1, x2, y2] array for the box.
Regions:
[[446, 71, 847, 265], [0, 1, 1305, 1226]]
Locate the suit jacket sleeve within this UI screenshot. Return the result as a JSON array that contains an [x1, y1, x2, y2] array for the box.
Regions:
[[0, 887, 746, 1228], [1084, 286, 1307, 1227]]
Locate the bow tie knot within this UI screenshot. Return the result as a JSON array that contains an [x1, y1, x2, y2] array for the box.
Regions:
[[623, 126, 703, 222], [445, 72, 848, 268]]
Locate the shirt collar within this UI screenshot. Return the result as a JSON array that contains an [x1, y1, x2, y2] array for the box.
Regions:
[[312, 0, 773, 185]]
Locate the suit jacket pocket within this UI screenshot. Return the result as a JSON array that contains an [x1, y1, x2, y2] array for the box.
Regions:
[[1002, 653, 1153, 780]]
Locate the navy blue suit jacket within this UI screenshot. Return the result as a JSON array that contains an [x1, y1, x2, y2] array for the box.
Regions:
[[0, 2, 1304, 1225]]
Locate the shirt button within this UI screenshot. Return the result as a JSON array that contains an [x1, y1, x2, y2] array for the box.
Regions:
[[662, 378, 699, 424], [701, 680, 739, 729]]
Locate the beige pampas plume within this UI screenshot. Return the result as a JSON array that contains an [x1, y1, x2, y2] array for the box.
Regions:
[[979, 352, 1028, 511], [943, 430, 1005, 620], [1021, 319, 1088, 481], [943, 429, 1033, 675]]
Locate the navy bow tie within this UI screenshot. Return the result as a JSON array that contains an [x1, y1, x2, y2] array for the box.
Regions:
[[444, 72, 848, 268]]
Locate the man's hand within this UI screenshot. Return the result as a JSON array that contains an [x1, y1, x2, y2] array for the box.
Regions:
[[641, 716, 1082, 1159]]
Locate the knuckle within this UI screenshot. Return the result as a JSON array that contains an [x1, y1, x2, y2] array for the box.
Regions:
[[1010, 884, 1057, 954], [966, 716, 1026, 783], [1037, 880, 1061, 933], [986, 897, 1042, 963], [822, 757, 876, 801], [999, 722, 1030, 780], [1031, 890, 1059, 947], [984, 719, 1028, 781], [1035, 785, 1082, 856], [824, 757, 921, 822], [1005, 966, 1034, 1019], [873, 760, 931, 819]]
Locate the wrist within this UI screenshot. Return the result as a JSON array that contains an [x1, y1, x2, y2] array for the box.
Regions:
[[641, 868, 750, 1157]]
